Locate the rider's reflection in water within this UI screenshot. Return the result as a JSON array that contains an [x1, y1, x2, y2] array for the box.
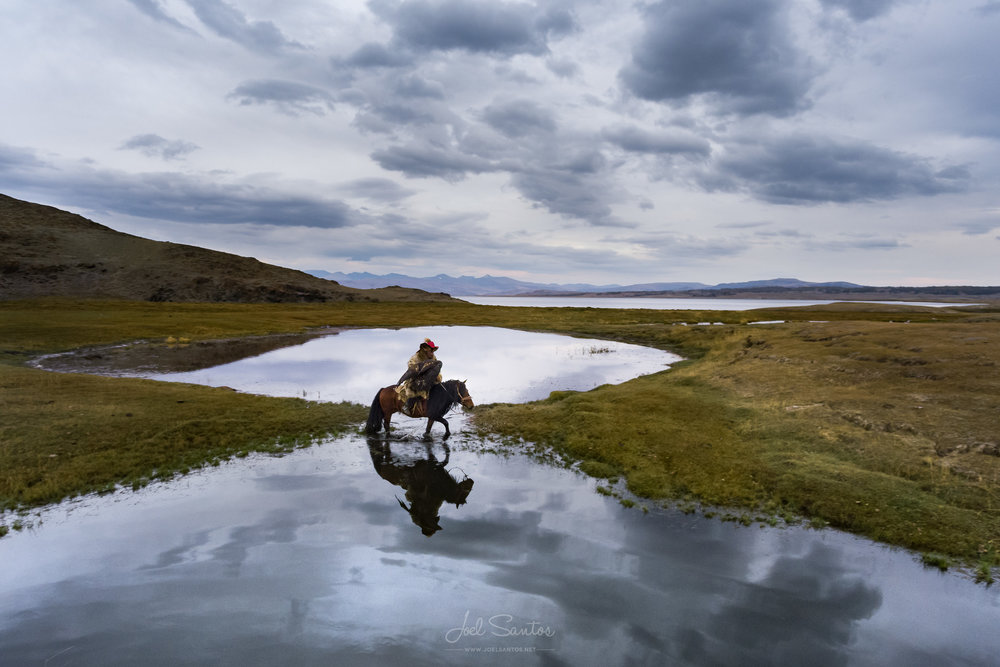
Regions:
[[367, 438, 474, 536]]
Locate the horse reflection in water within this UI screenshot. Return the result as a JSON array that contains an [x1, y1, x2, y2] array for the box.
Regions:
[[367, 438, 474, 536]]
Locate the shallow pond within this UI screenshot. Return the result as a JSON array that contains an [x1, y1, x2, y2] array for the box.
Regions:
[[5, 327, 999, 666]]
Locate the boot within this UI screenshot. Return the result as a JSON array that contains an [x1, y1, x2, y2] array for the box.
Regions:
[[405, 397, 420, 416]]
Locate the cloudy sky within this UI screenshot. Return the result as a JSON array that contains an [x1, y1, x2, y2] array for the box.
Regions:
[[2, 0, 998, 286]]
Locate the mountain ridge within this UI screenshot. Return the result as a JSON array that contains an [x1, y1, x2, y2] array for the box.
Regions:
[[308, 270, 864, 296], [0, 194, 452, 303]]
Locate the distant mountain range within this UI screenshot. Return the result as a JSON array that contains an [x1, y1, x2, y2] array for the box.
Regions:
[[307, 271, 864, 296]]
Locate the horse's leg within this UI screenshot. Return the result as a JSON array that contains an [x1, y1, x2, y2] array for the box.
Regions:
[[427, 416, 450, 439], [380, 390, 394, 436], [424, 415, 450, 438]]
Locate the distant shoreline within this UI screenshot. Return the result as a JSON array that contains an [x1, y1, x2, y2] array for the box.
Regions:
[[470, 288, 998, 303]]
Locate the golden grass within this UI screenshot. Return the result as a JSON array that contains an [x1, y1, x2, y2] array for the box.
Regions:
[[2, 298, 999, 568]]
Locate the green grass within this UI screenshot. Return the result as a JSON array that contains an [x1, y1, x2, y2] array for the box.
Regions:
[[2, 298, 1000, 571]]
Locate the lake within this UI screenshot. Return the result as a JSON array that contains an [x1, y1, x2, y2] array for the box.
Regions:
[[4, 327, 998, 666], [458, 296, 979, 310]]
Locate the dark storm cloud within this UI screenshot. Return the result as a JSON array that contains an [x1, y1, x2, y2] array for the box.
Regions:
[[184, 0, 303, 53], [0, 143, 361, 229], [119, 134, 200, 160], [369, 0, 575, 57], [820, 0, 899, 21], [703, 135, 971, 204], [481, 99, 557, 138], [603, 125, 711, 157], [227, 79, 334, 116], [619, 0, 816, 116]]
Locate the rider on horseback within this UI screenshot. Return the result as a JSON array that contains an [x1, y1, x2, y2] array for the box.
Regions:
[[396, 338, 443, 416]]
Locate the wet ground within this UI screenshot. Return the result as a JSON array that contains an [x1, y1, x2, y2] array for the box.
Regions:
[[5, 327, 1000, 665]]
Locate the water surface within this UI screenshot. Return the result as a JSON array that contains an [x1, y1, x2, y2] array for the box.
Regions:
[[141, 326, 680, 404], [459, 296, 979, 310], [4, 327, 998, 666]]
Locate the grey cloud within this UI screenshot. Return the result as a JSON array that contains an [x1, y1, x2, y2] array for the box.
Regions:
[[956, 218, 1000, 235], [704, 135, 970, 205], [754, 228, 811, 238], [83, 176, 360, 228], [546, 57, 580, 79], [976, 1, 1000, 16], [338, 178, 417, 203], [603, 125, 711, 157], [805, 235, 908, 251], [716, 221, 770, 229], [621, 231, 746, 260], [0, 143, 46, 171], [820, 0, 899, 21], [557, 149, 605, 174], [365, 104, 436, 127], [481, 99, 557, 138], [392, 75, 445, 99], [128, 0, 193, 31], [371, 143, 498, 180], [0, 143, 361, 229], [619, 0, 816, 116], [119, 134, 200, 160], [185, 0, 303, 53], [227, 79, 334, 116], [343, 42, 411, 69], [370, 0, 573, 57], [510, 169, 628, 227]]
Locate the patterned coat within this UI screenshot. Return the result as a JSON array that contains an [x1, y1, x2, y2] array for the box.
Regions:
[[396, 349, 442, 403]]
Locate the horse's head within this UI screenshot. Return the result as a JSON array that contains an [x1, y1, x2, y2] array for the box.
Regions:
[[456, 380, 474, 409]]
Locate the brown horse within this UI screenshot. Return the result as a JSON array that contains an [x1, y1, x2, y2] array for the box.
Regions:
[[365, 379, 474, 438]]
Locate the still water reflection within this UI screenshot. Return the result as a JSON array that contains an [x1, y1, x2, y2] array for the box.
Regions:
[[142, 326, 680, 404], [2, 442, 997, 666], [3, 327, 999, 665]]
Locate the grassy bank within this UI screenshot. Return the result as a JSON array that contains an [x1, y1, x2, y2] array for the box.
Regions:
[[2, 298, 999, 574]]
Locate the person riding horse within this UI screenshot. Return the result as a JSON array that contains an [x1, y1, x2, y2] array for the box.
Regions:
[[396, 338, 443, 416]]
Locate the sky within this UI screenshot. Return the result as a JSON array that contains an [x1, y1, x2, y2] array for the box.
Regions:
[[2, 0, 998, 286]]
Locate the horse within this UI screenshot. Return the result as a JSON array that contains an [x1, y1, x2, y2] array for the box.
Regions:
[[365, 379, 474, 438]]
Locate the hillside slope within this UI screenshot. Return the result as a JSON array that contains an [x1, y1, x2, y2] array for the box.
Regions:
[[0, 194, 451, 303]]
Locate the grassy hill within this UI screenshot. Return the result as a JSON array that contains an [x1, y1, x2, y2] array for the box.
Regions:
[[0, 194, 452, 303]]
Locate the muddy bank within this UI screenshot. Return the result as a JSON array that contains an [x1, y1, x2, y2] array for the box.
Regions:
[[30, 329, 344, 376]]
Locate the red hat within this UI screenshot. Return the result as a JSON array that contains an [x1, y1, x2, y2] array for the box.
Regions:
[[421, 338, 439, 350]]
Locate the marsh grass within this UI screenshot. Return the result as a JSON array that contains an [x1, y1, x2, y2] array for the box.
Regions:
[[3, 298, 1000, 569]]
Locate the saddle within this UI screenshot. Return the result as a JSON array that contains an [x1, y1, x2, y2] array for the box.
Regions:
[[400, 397, 427, 418]]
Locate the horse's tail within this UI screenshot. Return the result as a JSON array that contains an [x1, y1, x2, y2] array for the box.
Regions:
[[365, 390, 384, 434]]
